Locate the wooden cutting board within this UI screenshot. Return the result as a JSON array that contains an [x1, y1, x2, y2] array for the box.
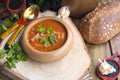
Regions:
[[0, 10, 91, 80]]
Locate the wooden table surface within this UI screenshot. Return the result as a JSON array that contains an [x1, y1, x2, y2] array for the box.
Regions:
[[87, 33, 120, 80], [0, 18, 119, 80], [1, 34, 120, 80], [0, 1, 120, 79]]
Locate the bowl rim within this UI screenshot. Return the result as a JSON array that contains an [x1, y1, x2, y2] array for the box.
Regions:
[[23, 16, 73, 55]]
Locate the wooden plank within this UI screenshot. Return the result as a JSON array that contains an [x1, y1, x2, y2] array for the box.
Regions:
[[0, 71, 12, 80], [72, 14, 112, 80], [86, 42, 111, 80], [0, 62, 27, 80], [109, 33, 120, 53], [110, 33, 120, 80]]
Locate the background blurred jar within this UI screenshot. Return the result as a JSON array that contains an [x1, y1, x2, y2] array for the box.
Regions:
[[0, 0, 8, 19], [61, 0, 100, 18]]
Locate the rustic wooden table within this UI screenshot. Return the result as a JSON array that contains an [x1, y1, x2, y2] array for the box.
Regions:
[[1, 33, 120, 80], [0, 18, 120, 80], [1, 1, 120, 79], [87, 33, 120, 80], [0, 72, 12, 80]]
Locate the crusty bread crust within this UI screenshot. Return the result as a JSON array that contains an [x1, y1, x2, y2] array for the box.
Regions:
[[79, 1, 120, 44]]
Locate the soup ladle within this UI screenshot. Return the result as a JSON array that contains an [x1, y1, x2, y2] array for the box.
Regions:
[[0, 5, 39, 49]]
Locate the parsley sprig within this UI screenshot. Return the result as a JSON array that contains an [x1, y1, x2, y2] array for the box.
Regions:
[[0, 42, 27, 68]]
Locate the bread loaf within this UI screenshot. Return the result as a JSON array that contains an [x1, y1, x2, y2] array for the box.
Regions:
[[79, 1, 120, 44]]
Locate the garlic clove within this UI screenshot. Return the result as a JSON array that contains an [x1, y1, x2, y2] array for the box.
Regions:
[[58, 6, 70, 18], [98, 59, 116, 75]]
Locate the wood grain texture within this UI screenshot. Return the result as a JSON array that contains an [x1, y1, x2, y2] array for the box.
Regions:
[[109, 33, 120, 80], [0, 72, 12, 80], [72, 17, 113, 80], [0, 62, 27, 80], [86, 42, 111, 80]]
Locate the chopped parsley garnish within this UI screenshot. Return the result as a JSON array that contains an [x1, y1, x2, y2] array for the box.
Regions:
[[36, 24, 56, 47], [36, 25, 46, 33], [0, 42, 27, 68], [50, 36, 56, 43], [47, 28, 55, 35], [40, 37, 47, 43], [44, 40, 51, 47]]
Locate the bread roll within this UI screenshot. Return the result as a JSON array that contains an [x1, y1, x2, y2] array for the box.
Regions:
[[61, 0, 99, 18], [79, 1, 120, 44]]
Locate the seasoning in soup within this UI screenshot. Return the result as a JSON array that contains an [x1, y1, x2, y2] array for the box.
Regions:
[[28, 19, 67, 51]]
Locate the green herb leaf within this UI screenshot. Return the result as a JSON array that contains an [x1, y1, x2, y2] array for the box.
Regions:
[[0, 13, 20, 35], [10, 14, 20, 23], [1, 25, 8, 31], [0, 42, 27, 68], [44, 40, 51, 47], [12, 42, 22, 51], [12, 14, 19, 20], [38, 0, 45, 6], [7, 48, 15, 57], [11, 59, 18, 63], [6, 57, 13, 63], [40, 37, 47, 43], [3, 61, 11, 68], [0, 50, 5, 58], [40, 37, 51, 47], [3, 19, 13, 26], [47, 28, 54, 35], [0, 25, 6, 35], [49, 36, 56, 43], [10, 62, 16, 68], [36, 25, 46, 33], [19, 53, 27, 61]]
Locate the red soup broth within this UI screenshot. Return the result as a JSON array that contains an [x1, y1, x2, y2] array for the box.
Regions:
[[28, 19, 67, 52]]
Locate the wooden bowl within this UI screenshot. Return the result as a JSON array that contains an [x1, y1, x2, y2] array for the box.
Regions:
[[21, 16, 73, 62]]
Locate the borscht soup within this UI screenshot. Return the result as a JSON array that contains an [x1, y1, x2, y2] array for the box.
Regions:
[[28, 19, 67, 52]]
